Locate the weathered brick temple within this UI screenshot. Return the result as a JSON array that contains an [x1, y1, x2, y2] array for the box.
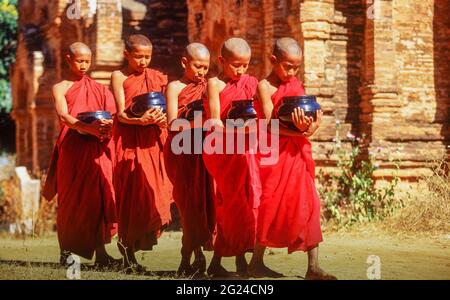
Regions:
[[11, 0, 449, 180]]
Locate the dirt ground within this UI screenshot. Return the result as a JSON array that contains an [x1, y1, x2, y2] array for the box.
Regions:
[[0, 228, 448, 280]]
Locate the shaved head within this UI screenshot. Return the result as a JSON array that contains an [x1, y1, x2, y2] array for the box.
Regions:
[[221, 37, 251, 59], [68, 42, 91, 57], [125, 34, 153, 52], [273, 37, 302, 59], [184, 42, 210, 60]]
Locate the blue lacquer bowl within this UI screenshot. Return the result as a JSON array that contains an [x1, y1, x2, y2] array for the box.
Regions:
[[227, 99, 257, 121], [277, 95, 321, 129], [77, 110, 112, 123], [129, 92, 167, 117], [181, 99, 204, 121]]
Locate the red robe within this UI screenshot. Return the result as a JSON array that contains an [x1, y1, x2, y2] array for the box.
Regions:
[[113, 68, 173, 251], [257, 77, 323, 253], [202, 74, 261, 257], [164, 80, 215, 256], [42, 76, 117, 259]]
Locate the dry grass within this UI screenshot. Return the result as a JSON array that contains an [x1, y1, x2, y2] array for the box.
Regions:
[[383, 159, 450, 238], [0, 176, 21, 226], [34, 178, 57, 236], [0, 171, 57, 236]]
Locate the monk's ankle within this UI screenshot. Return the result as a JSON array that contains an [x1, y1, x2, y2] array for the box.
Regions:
[[307, 265, 322, 274], [235, 255, 248, 275]]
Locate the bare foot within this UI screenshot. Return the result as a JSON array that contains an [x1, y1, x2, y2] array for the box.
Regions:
[[247, 262, 284, 278], [235, 255, 248, 276], [207, 263, 236, 278], [191, 256, 207, 275], [177, 261, 195, 277], [94, 255, 122, 270], [124, 261, 147, 274], [305, 268, 337, 280]]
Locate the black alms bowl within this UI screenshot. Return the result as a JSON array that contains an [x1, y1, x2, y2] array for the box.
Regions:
[[227, 99, 257, 121], [181, 99, 204, 121], [277, 95, 321, 129], [129, 92, 167, 117], [77, 110, 112, 123]]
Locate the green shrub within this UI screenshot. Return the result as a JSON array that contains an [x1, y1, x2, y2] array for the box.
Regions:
[[0, 0, 18, 113], [318, 121, 401, 228]]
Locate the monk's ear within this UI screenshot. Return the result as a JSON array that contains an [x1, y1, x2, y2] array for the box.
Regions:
[[218, 56, 224, 64], [269, 55, 278, 65], [65, 54, 72, 64], [123, 50, 130, 59], [181, 57, 188, 69]]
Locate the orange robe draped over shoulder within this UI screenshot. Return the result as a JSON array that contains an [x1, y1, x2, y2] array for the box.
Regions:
[[164, 80, 215, 256], [202, 74, 261, 257], [257, 78, 323, 253], [42, 76, 117, 259], [113, 68, 173, 251]]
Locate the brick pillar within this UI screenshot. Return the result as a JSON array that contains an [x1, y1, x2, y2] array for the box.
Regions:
[[91, 0, 123, 85], [299, 0, 338, 156], [360, 0, 402, 177], [300, 0, 334, 96]]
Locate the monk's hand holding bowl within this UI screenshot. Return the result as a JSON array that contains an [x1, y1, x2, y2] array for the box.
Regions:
[[154, 114, 168, 128], [98, 118, 113, 141], [303, 109, 323, 137], [291, 108, 313, 133], [83, 119, 108, 139], [139, 107, 163, 126]]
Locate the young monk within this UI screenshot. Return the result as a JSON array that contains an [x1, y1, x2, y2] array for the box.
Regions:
[[248, 37, 337, 280], [42, 42, 119, 268], [164, 43, 215, 277], [202, 37, 261, 277], [111, 34, 172, 272]]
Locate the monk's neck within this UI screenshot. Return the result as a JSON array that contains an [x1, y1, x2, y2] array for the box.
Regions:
[[180, 75, 199, 85], [124, 65, 147, 76], [218, 73, 244, 83], [267, 72, 284, 88], [66, 73, 85, 82]]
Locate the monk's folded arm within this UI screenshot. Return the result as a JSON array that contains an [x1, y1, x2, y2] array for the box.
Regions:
[[111, 70, 148, 126], [58, 112, 94, 134], [268, 119, 306, 137], [116, 111, 149, 125], [207, 78, 224, 121], [256, 80, 275, 122], [52, 84, 98, 135], [257, 80, 304, 138], [166, 81, 181, 126]]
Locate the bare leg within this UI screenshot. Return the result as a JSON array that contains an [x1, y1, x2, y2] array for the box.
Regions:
[[118, 242, 146, 273], [192, 247, 206, 274], [305, 246, 337, 280], [177, 246, 194, 276], [94, 244, 121, 269], [248, 242, 283, 278], [94, 245, 109, 263], [235, 254, 248, 276]]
